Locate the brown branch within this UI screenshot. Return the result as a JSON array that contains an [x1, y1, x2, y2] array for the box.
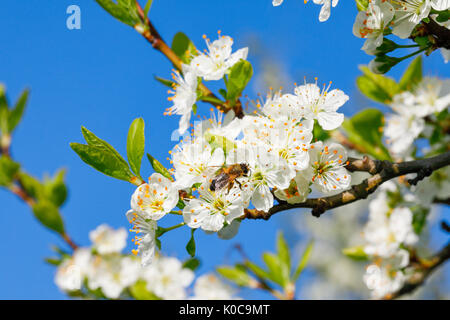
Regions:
[[134, 1, 244, 118], [384, 242, 450, 300], [2, 139, 78, 251], [244, 151, 450, 220], [424, 19, 450, 50]]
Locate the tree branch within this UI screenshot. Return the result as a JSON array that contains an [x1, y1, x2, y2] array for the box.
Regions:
[[1, 140, 78, 251], [134, 1, 244, 118], [424, 19, 450, 50], [244, 151, 450, 220], [384, 242, 450, 300]]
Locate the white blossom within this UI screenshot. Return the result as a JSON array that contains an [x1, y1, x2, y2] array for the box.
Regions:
[[352, 0, 395, 54], [55, 248, 92, 292], [126, 210, 158, 266], [165, 64, 198, 134], [130, 173, 179, 221], [89, 224, 127, 255], [172, 138, 225, 190], [190, 34, 248, 81], [190, 274, 239, 300], [308, 142, 351, 193], [313, 0, 340, 22], [183, 183, 244, 232], [292, 81, 348, 130], [142, 256, 194, 300], [391, 0, 432, 39]]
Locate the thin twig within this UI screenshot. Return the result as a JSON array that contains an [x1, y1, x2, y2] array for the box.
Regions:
[[244, 151, 450, 219], [384, 242, 450, 300], [134, 1, 244, 117]]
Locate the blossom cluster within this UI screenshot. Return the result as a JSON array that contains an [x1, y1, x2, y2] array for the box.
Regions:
[[166, 32, 248, 134], [127, 31, 353, 265], [55, 224, 237, 300], [352, 0, 450, 66], [384, 77, 450, 158], [359, 169, 450, 298]]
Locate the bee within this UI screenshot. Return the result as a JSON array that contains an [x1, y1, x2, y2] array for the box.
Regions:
[[210, 163, 250, 192]]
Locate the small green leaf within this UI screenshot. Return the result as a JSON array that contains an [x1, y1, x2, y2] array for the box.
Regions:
[[356, 66, 399, 103], [182, 257, 201, 271], [143, 0, 153, 16], [342, 108, 392, 161], [17, 172, 43, 200], [217, 266, 252, 287], [32, 200, 65, 234], [71, 143, 134, 182], [244, 260, 272, 282], [127, 118, 145, 178], [8, 89, 29, 133], [355, 0, 369, 11], [45, 257, 63, 266], [154, 76, 176, 88], [95, 0, 140, 26], [293, 241, 313, 281], [147, 153, 173, 181], [43, 169, 68, 208], [186, 229, 196, 257], [276, 232, 291, 280], [171, 32, 197, 64], [0, 84, 9, 135], [0, 156, 20, 187], [411, 206, 429, 235], [399, 56, 422, 91], [129, 280, 161, 300], [342, 245, 369, 261], [226, 60, 253, 106], [262, 252, 285, 287]]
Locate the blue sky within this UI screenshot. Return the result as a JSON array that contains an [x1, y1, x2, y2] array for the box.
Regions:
[[0, 0, 448, 299]]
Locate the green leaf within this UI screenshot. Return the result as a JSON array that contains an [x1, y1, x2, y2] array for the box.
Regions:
[[276, 232, 291, 280], [32, 200, 65, 234], [147, 153, 173, 181], [154, 76, 176, 88], [244, 260, 272, 281], [217, 266, 252, 287], [342, 245, 369, 261], [8, 89, 29, 133], [186, 229, 196, 257], [17, 172, 43, 200], [45, 257, 63, 266], [411, 206, 429, 235], [225, 60, 253, 106], [436, 10, 450, 23], [0, 156, 20, 186], [43, 169, 68, 208], [129, 280, 161, 300], [399, 56, 422, 91], [313, 121, 331, 141], [127, 118, 145, 178], [0, 84, 8, 135], [171, 32, 197, 64], [182, 257, 201, 271], [342, 108, 392, 161], [262, 252, 285, 287], [293, 241, 313, 281], [356, 66, 399, 103], [95, 0, 140, 26], [143, 0, 153, 16], [71, 143, 134, 182], [355, 0, 369, 11]]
